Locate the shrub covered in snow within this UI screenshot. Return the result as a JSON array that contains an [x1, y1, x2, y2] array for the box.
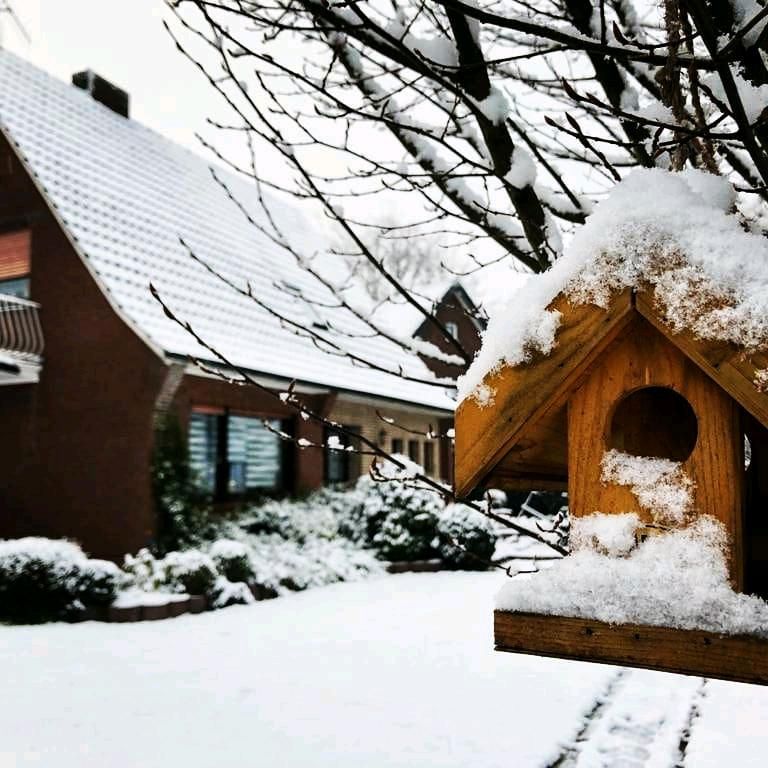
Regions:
[[122, 548, 164, 593], [372, 505, 441, 561], [209, 539, 254, 583], [436, 504, 497, 569], [356, 456, 444, 559], [0, 538, 123, 623], [209, 576, 255, 609], [236, 458, 498, 568], [352, 458, 497, 566], [77, 559, 124, 606], [242, 493, 342, 543], [215, 532, 383, 594], [123, 546, 258, 609], [159, 550, 219, 596]]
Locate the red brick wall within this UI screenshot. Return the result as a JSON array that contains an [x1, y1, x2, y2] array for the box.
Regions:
[[0, 134, 168, 560], [414, 288, 482, 380]]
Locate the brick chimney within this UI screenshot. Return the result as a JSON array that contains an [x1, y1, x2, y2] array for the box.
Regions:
[[72, 70, 129, 118]]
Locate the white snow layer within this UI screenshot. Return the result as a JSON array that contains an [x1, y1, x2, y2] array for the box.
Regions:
[[497, 516, 768, 637], [459, 168, 768, 403], [0, 572, 615, 768], [570, 512, 641, 556], [600, 450, 693, 525]]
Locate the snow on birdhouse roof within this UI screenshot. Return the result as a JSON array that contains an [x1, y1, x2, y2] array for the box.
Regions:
[[0, 50, 454, 411], [458, 168, 768, 405]]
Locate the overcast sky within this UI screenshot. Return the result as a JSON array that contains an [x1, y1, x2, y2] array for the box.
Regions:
[[3, 0, 221, 155]]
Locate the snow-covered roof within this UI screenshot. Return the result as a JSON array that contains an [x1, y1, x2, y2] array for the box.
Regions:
[[0, 50, 454, 411]]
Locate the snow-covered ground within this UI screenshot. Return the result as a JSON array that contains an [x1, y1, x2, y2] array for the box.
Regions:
[[2, 571, 766, 767]]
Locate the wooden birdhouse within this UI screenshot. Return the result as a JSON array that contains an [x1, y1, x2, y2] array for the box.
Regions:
[[456, 287, 768, 685]]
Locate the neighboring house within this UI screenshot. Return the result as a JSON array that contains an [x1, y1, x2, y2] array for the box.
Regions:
[[413, 282, 485, 381], [0, 51, 481, 560]]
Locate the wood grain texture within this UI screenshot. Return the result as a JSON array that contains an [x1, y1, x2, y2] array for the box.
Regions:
[[636, 290, 768, 430], [495, 611, 768, 686], [486, 405, 568, 490], [455, 291, 634, 497], [569, 316, 744, 587]]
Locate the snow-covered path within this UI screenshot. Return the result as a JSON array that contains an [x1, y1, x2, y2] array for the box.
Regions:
[[1, 572, 766, 767]]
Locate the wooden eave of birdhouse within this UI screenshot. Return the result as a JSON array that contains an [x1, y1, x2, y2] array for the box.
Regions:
[[456, 284, 768, 686], [455, 286, 768, 499]]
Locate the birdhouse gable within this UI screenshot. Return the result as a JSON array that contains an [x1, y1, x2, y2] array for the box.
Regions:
[[456, 288, 768, 499]]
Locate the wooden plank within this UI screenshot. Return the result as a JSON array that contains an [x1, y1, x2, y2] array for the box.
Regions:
[[568, 315, 744, 588], [636, 290, 768, 430], [485, 470, 568, 492], [455, 291, 634, 498], [495, 611, 768, 686], [486, 405, 568, 490]]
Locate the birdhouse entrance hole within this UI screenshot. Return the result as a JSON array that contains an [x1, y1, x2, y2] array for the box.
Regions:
[[608, 386, 698, 461]]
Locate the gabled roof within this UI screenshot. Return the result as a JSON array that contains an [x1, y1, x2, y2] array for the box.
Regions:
[[455, 288, 768, 497], [413, 282, 486, 340], [0, 50, 454, 411]]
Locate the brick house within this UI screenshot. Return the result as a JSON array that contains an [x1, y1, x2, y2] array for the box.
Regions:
[[0, 52, 481, 560]]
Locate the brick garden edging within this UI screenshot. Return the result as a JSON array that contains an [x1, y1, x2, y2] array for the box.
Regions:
[[74, 565, 448, 623], [74, 583, 277, 623], [385, 559, 447, 574]]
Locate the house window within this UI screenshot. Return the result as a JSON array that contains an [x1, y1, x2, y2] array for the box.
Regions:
[[0, 229, 31, 299], [324, 425, 362, 485], [189, 410, 219, 493], [445, 321, 459, 338], [189, 408, 286, 498], [391, 438, 404, 455], [408, 439, 420, 464], [0, 277, 30, 299], [423, 442, 435, 475], [228, 415, 284, 493]]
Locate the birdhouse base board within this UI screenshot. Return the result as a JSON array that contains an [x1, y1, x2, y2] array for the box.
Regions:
[[494, 611, 768, 685]]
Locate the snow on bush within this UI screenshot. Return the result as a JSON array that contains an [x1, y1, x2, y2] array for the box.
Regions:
[[77, 559, 125, 606], [459, 168, 768, 403], [209, 539, 255, 584], [242, 488, 350, 543], [122, 548, 164, 593], [570, 512, 640, 557], [0, 538, 123, 623], [123, 546, 259, 608], [244, 535, 383, 593], [497, 516, 768, 637], [159, 550, 219, 596], [600, 450, 693, 525], [372, 506, 440, 562], [436, 504, 497, 569], [357, 455, 445, 557], [209, 576, 255, 609]]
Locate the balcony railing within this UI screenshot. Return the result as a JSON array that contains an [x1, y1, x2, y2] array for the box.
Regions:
[[0, 293, 44, 360]]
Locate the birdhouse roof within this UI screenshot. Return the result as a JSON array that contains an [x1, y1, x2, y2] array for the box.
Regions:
[[455, 170, 768, 497]]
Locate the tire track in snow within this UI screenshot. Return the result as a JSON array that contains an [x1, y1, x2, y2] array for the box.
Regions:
[[547, 669, 704, 768]]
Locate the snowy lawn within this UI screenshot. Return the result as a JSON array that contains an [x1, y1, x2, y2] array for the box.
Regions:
[[2, 571, 767, 767]]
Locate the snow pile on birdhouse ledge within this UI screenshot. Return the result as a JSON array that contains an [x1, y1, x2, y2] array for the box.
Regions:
[[497, 514, 768, 637], [459, 168, 768, 405], [496, 451, 768, 637]]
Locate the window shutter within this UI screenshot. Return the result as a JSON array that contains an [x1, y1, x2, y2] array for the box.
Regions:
[[0, 230, 31, 280]]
